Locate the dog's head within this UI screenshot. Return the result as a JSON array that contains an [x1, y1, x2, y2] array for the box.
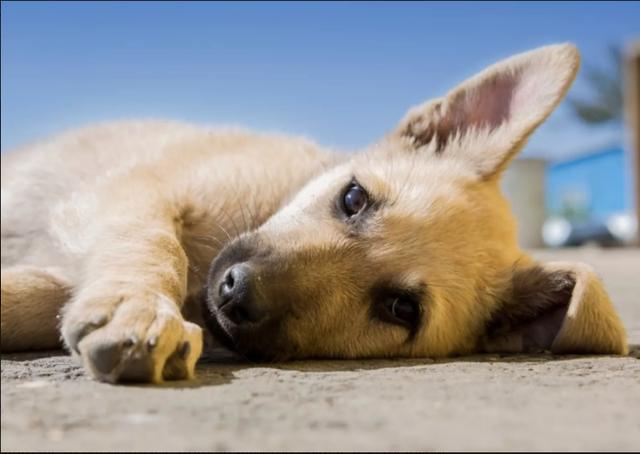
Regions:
[[203, 44, 627, 361]]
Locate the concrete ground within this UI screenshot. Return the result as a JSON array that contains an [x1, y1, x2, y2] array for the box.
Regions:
[[2, 248, 639, 451]]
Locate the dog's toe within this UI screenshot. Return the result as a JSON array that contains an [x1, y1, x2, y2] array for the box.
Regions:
[[86, 338, 123, 376], [62, 314, 109, 354], [81, 333, 156, 383]]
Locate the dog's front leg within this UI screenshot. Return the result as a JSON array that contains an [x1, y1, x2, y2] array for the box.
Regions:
[[61, 193, 202, 384]]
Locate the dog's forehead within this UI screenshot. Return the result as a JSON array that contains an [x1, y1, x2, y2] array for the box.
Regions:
[[261, 164, 352, 230], [262, 149, 476, 235], [354, 151, 473, 208]]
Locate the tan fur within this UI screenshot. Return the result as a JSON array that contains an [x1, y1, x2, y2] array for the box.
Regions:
[[0, 44, 628, 383], [1, 267, 71, 350]]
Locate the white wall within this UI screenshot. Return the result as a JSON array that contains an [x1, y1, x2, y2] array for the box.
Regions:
[[502, 158, 547, 248]]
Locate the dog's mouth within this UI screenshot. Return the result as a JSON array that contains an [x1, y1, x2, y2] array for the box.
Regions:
[[200, 288, 293, 362], [200, 291, 278, 361], [200, 297, 238, 353]]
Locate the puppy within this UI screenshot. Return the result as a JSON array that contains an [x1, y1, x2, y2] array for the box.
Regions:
[[0, 44, 628, 383]]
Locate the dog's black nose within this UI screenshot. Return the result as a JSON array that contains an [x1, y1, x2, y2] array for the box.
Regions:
[[218, 264, 265, 324]]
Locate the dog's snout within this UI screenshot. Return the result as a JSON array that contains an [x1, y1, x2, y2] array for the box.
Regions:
[[217, 264, 265, 324]]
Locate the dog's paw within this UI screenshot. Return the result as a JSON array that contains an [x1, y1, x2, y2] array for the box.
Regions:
[[62, 292, 202, 383]]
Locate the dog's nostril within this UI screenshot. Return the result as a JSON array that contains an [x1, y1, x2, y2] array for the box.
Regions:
[[224, 269, 235, 288], [215, 263, 266, 324], [218, 264, 250, 309], [221, 270, 235, 294], [219, 267, 238, 303]]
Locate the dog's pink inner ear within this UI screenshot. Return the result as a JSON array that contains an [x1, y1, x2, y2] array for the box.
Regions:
[[453, 72, 516, 129], [482, 267, 576, 354], [431, 70, 520, 151], [394, 44, 580, 177]]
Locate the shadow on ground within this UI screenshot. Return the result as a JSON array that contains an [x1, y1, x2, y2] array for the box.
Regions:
[[4, 344, 638, 390]]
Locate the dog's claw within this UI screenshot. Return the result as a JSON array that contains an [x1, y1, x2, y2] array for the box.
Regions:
[[147, 336, 158, 350], [123, 335, 137, 347]]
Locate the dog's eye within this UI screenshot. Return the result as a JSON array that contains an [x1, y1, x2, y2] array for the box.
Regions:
[[384, 298, 420, 327], [382, 297, 420, 327], [342, 183, 368, 216], [371, 283, 426, 333]]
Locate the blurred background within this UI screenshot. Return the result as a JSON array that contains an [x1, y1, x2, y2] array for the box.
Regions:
[[2, 1, 639, 248]]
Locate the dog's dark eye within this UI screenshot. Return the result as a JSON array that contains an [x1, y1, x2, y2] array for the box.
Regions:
[[371, 283, 426, 334], [382, 297, 420, 327], [342, 184, 368, 216]]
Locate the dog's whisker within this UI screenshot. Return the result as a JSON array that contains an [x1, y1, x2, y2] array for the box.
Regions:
[[214, 219, 234, 242], [188, 234, 225, 250]]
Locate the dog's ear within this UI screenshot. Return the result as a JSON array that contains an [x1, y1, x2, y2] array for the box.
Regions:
[[392, 43, 580, 178], [482, 261, 628, 355]]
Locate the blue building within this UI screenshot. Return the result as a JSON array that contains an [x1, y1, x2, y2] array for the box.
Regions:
[[545, 145, 634, 222]]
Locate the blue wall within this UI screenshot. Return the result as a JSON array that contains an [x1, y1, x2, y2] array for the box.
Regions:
[[545, 146, 632, 222]]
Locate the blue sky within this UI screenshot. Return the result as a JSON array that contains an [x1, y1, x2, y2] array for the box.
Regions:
[[2, 1, 639, 159]]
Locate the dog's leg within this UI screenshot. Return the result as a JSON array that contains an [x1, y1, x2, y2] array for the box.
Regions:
[[59, 185, 202, 383], [1, 266, 71, 351]]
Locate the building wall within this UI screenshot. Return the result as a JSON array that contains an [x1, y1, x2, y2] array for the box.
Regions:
[[502, 159, 546, 248], [624, 41, 640, 244], [545, 146, 632, 222]]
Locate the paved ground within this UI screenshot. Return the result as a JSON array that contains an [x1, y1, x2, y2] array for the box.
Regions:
[[2, 248, 639, 451]]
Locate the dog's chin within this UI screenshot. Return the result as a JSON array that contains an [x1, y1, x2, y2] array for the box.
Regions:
[[201, 305, 289, 363], [201, 302, 238, 354]]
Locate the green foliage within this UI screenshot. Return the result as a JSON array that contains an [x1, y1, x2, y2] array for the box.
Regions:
[[568, 45, 623, 125]]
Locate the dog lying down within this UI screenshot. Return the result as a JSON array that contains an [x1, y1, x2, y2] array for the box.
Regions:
[[0, 43, 628, 383]]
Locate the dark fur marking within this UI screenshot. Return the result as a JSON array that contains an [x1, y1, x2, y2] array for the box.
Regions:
[[484, 266, 576, 353], [369, 280, 429, 342]]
